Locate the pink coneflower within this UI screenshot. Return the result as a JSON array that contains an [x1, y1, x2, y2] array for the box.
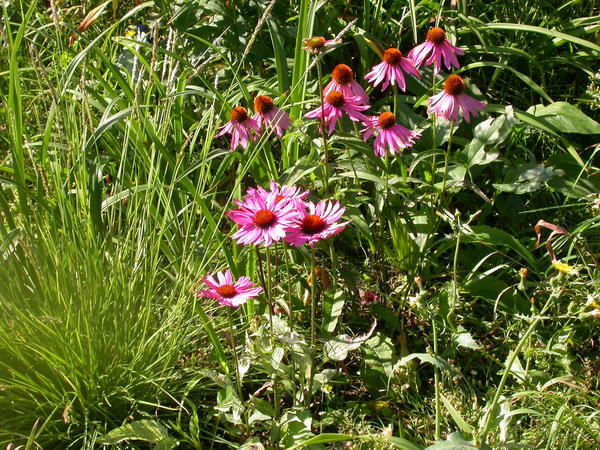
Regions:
[[427, 74, 486, 123], [365, 48, 421, 92], [304, 91, 370, 135], [198, 269, 262, 308], [245, 181, 309, 205], [284, 200, 350, 247], [361, 112, 421, 157], [323, 64, 370, 105], [408, 27, 464, 74], [226, 189, 299, 247], [252, 96, 290, 138], [303, 36, 341, 53], [215, 106, 261, 151]]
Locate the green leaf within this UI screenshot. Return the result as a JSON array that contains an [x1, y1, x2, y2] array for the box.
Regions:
[[493, 163, 563, 194], [323, 321, 377, 361], [473, 22, 600, 53], [440, 395, 474, 434], [98, 420, 178, 449], [461, 225, 539, 272], [288, 433, 355, 449], [384, 436, 423, 450], [396, 353, 452, 372], [453, 330, 480, 350], [461, 106, 515, 167], [321, 291, 346, 335], [424, 431, 476, 449], [526, 102, 600, 134]]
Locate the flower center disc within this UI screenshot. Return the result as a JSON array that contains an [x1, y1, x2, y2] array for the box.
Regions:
[[383, 48, 402, 65], [254, 95, 274, 114], [378, 112, 396, 129], [443, 75, 466, 96], [331, 64, 354, 85], [426, 27, 446, 45], [217, 284, 237, 298], [301, 214, 327, 235], [230, 106, 248, 122], [254, 209, 277, 228], [326, 91, 345, 107], [306, 36, 326, 50]]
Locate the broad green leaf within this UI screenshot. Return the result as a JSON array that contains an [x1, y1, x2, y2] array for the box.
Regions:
[[526, 102, 600, 134], [424, 431, 476, 449], [98, 420, 178, 449], [461, 225, 539, 272], [321, 291, 346, 335], [323, 321, 377, 361], [396, 353, 451, 371], [493, 163, 563, 194]]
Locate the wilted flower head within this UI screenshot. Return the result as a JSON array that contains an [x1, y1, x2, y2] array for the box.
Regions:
[[198, 269, 262, 307], [252, 95, 290, 138], [361, 112, 421, 157], [408, 26, 464, 74], [427, 75, 486, 123], [360, 289, 379, 306], [303, 36, 341, 53], [226, 188, 299, 247], [365, 48, 421, 92], [284, 200, 350, 247], [323, 64, 370, 105], [215, 106, 261, 151], [304, 90, 370, 135]]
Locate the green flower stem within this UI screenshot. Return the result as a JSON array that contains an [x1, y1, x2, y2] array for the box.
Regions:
[[306, 245, 318, 407], [477, 296, 555, 445], [316, 57, 330, 193], [432, 315, 441, 440], [439, 120, 455, 207]]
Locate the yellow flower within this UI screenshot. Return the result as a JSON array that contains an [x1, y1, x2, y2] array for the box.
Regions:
[[552, 261, 578, 275]]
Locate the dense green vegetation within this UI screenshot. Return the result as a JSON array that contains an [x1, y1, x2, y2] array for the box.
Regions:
[[0, 0, 599, 448]]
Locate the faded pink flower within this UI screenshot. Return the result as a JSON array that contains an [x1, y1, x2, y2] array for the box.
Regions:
[[284, 200, 350, 247], [323, 64, 370, 105], [198, 269, 262, 307], [304, 91, 370, 135], [303, 36, 341, 53], [245, 181, 309, 205], [365, 48, 421, 92], [361, 112, 421, 157], [215, 106, 261, 151], [226, 189, 299, 247], [427, 74, 486, 123], [252, 95, 290, 138], [407, 27, 464, 74]]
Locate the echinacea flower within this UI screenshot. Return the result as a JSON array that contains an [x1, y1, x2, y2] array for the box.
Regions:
[[323, 64, 370, 105], [284, 200, 350, 247], [245, 181, 309, 205], [361, 112, 421, 157], [226, 189, 299, 247], [303, 36, 341, 53], [198, 269, 262, 307], [365, 48, 420, 92], [408, 27, 464, 74], [427, 75, 486, 123], [304, 91, 370, 135], [252, 95, 290, 138], [215, 106, 261, 151]]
